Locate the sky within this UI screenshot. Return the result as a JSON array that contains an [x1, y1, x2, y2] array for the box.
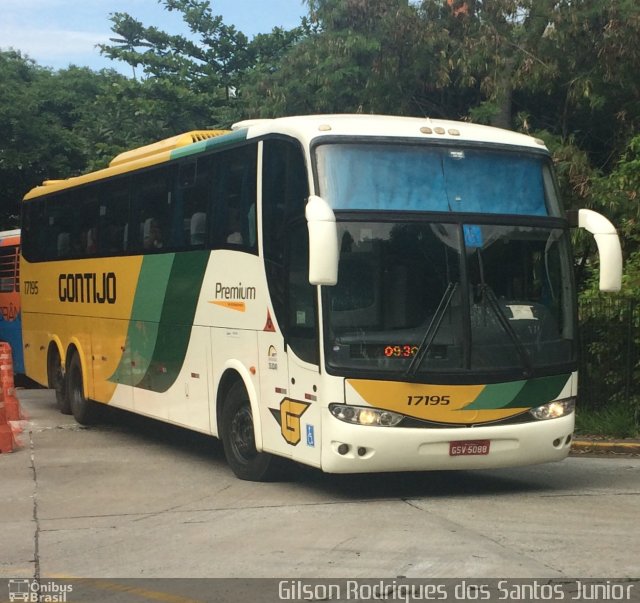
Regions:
[[1, 0, 308, 73]]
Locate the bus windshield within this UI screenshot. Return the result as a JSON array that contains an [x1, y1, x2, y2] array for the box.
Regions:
[[315, 142, 562, 217], [323, 221, 576, 378]]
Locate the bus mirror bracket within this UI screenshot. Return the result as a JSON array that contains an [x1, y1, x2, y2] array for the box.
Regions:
[[306, 195, 339, 286], [577, 208, 623, 292], [565, 209, 578, 227]]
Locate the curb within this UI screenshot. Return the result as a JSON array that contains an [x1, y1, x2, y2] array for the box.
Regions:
[[571, 438, 640, 455]]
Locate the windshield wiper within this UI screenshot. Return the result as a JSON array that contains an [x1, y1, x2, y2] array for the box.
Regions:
[[479, 283, 533, 377], [405, 282, 458, 378]]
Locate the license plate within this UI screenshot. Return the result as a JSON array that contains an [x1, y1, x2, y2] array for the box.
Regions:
[[449, 440, 490, 456]]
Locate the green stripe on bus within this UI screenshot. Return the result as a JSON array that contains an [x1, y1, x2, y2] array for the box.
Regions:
[[131, 254, 174, 321], [135, 251, 209, 393], [464, 380, 526, 410], [508, 373, 570, 408], [109, 254, 174, 386], [465, 374, 570, 410]]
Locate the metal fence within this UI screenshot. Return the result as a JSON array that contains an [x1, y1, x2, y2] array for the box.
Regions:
[[578, 297, 640, 409]]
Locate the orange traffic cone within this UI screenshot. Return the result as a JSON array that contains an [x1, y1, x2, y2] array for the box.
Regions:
[[0, 388, 16, 453], [0, 343, 25, 422]]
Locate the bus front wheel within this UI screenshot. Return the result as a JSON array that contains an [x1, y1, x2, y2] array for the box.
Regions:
[[66, 354, 99, 426], [221, 380, 282, 481]]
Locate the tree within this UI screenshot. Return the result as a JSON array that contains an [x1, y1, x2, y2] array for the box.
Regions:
[[0, 52, 88, 225], [240, 0, 451, 117], [588, 135, 640, 295], [72, 74, 223, 170], [99, 0, 309, 126], [100, 0, 252, 97], [0, 50, 223, 228], [4, 0, 638, 232], [439, 0, 640, 165]]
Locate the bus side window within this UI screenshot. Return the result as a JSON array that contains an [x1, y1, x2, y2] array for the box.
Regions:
[[180, 156, 213, 248], [81, 191, 101, 256], [131, 168, 173, 252], [263, 138, 308, 252], [211, 144, 257, 252], [287, 222, 319, 365], [190, 212, 206, 246], [100, 178, 130, 254], [142, 217, 164, 250], [57, 232, 70, 257], [22, 200, 47, 262], [262, 137, 317, 364], [49, 193, 77, 258], [0, 246, 18, 292]]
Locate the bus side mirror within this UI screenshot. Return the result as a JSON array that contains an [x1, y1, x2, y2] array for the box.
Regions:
[[306, 195, 338, 286], [576, 208, 623, 292]]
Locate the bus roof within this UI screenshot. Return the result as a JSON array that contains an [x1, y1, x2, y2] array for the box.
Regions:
[[23, 130, 231, 200], [235, 114, 548, 153], [23, 115, 547, 201]]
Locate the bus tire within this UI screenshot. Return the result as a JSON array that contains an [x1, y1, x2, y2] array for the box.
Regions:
[[66, 353, 99, 426], [48, 347, 70, 414], [221, 380, 282, 481]]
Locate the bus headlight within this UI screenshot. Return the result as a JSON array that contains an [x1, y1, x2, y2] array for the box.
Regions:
[[329, 404, 404, 427], [529, 397, 576, 421]]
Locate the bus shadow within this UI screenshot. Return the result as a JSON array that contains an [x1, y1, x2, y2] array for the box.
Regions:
[[297, 468, 553, 499], [88, 403, 590, 501], [96, 404, 226, 464], [290, 453, 607, 499]]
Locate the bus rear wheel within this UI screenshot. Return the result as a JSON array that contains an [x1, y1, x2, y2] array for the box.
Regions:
[[221, 380, 282, 481], [48, 347, 70, 414], [66, 354, 99, 426]]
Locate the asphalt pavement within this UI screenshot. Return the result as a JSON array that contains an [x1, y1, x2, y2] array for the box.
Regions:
[[1, 387, 639, 603]]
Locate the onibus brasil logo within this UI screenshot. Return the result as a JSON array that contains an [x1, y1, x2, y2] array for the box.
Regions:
[[8, 579, 73, 602]]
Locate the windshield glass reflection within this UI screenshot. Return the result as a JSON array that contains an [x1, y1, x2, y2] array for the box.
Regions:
[[325, 221, 575, 377]]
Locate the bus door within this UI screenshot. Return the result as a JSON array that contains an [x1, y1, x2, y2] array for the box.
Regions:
[[263, 221, 322, 467], [284, 344, 322, 469], [259, 137, 322, 466], [257, 254, 321, 469], [257, 314, 292, 459]]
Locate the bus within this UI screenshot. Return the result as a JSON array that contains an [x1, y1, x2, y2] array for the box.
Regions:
[[0, 229, 24, 375], [20, 115, 622, 480]]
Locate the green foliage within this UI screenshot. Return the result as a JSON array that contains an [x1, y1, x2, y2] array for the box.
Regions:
[[578, 297, 640, 412], [575, 401, 640, 438], [0, 52, 89, 225], [569, 136, 640, 298], [101, 0, 251, 91], [239, 0, 433, 117]]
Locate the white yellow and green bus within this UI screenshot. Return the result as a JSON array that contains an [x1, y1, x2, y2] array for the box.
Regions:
[[20, 115, 622, 480]]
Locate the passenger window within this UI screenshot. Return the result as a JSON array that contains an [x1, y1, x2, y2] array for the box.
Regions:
[[48, 193, 82, 258], [0, 246, 18, 292], [211, 145, 257, 251], [100, 179, 130, 253], [262, 138, 308, 263], [131, 168, 173, 252], [22, 200, 47, 262], [262, 138, 309, 335], [80, 189, 101, 256], [180, 156, 214, 248]]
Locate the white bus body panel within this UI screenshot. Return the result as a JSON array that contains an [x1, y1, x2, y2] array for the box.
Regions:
[[321, 411, 575, 473]]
